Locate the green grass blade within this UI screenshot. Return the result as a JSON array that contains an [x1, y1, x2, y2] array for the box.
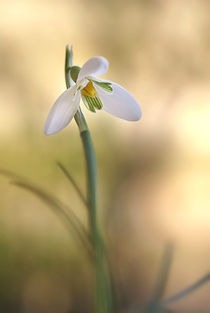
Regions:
[[56, 161, 88, 208], [151, 243, 174, 302], [139, 244, 174, 313], [0, 169, 93, 258], [0, 169, 25, 180], [160, 273, 210, 306], [11, 180, 93, 258]]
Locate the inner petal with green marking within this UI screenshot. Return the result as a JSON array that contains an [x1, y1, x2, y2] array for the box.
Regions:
[[81, 80, 104, 112], [81, 94, 103, 112], [81, 79, 113, 112], [91, 79, 113, 93]]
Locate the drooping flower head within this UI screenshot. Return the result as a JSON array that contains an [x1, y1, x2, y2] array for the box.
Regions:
[[44, 56, 141, 135]]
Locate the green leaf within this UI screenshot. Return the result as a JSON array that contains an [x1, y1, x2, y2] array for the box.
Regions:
[[161, 273, 210, 306], [145, 243, 174, 312], [12, 180, 93, 258], [0, 169, 93, 258], [151, 243, 174, 302], [56, 161, 88, 208]]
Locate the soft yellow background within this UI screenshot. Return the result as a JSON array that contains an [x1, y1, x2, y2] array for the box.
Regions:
[[0, 0, 210, 312]]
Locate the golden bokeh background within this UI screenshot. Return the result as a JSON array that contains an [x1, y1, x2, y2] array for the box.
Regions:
[[0, 0, 210, 312]]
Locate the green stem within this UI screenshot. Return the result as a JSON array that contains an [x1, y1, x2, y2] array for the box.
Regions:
[[64, 45, 112, 313]]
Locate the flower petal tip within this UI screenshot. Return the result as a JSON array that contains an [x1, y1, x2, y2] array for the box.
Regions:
[[134, 107, 142, 121], [43, 118, 69, 136], [124, 109, 142, 122], [78, 56, 109, 81], [43, 128, 54, 136], [43, 123, 58, 136]]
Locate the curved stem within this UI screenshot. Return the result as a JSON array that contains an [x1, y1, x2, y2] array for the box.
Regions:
[[65, 45, 112, 313]]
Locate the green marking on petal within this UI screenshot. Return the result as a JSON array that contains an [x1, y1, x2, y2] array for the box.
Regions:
[[93, 96, 103, 110], [82, 94, 103, 112], [91, 80, 113, 93], [82, 95, 96, 112]]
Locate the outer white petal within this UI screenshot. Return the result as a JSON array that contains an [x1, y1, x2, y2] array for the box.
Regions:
[[78, 57, 109, 81], [44, 86, 80, 135], [93, 81, 142, 121]]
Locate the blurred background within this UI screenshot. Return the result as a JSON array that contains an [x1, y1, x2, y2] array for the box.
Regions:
[[0, 0, 210, 312]]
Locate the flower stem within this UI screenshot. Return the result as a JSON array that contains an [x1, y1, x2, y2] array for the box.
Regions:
[[65, 45, 112, 313]]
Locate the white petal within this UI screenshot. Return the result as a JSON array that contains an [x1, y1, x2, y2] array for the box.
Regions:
[[93, 81, 142, 121], [78, 57, 109, 81], [44, 86, 80, 135]]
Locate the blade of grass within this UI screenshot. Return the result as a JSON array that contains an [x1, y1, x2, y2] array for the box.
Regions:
[[142, 244, 174, 313], [0, 169, 25, 180], [160, 273, 210, 306], [0, 169, 93, 258], [11, 180, 93, 258], [12, 180, 92, 255], [151, 243, 174, 302], [56, 161, 88, 208]]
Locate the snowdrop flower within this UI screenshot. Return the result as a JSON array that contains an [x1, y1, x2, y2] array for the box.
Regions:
[[44, 56, 141, 135]]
